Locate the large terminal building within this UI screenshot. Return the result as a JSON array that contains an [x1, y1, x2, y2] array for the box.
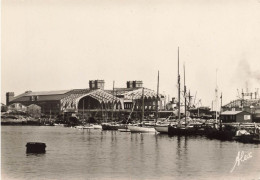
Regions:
[[6, 80, 167, 120]]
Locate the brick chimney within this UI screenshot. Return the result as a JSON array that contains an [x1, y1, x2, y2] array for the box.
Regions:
[[89, 80, 105, 90], [6, 92, 15, 105], [126, 81, 143, 88]]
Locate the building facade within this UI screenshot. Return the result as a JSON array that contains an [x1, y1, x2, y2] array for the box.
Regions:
[[222, 98, 260, 122], [220, 111, 252, 123], [6, 80, 166, 119]]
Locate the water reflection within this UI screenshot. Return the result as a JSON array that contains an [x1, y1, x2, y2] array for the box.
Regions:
[[26, 153, 46, 157], [2, 126, 260, 180]]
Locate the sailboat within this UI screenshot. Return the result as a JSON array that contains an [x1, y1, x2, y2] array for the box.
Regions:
[[101, 81, 127, 130], [154, 71, 171, 134], [118, 101, 135, 132], [168, 47, 198, 136], [81, 99, 94, 129], [128, 73, 159, 133], [154, 117, 174, 134]]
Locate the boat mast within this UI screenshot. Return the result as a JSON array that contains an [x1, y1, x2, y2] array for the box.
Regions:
[[188, 90, 191, 110], [156, 70, 159, 123], [220, 92, 222, 127], [215, 69, 218, 122], [184, 63, 186, 125], [83, 99, 85, 121], [88, 97, 90, 123], [178, 47, 181, 121], [112, 81, 115, 121], [141, 87, 144, 123]]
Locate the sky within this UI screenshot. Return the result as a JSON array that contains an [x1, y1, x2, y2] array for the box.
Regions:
[[1, 0, 260, 108]]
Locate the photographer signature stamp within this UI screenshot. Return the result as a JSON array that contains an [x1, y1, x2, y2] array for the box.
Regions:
[[230, 151, 253, 173]]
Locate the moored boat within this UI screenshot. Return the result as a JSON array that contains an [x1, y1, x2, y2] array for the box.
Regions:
[[154, 124, 169, 134], [234, 126, 260, 143], [75, 125, 84, 129], [54, 123, 66, 127], [236, 133, 260, 143], [168, 123, 199, 136], [83, 124, 94, 129], [128, 124, 156, 133], [101, 123, 119, 130], [154, 117, 176, 134], [204, 124, 237, 140], [128, 72, 159, 134], [93, 124, 102, 129], [101, 123, 127, 130]]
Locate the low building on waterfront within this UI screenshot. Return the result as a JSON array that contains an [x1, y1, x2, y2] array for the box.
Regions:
[[220, 110, 252, 123], [222, 91, 260, 122]]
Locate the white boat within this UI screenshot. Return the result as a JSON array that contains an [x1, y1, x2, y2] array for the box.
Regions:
[[154, 119, 176, 134], [128, 124, 156, 133], [83, 124, 94, 129], [54, 123, 66, 127], [75, 125, 84, 129], [93, 124, 102, 129], [154, 124, 169, 134]]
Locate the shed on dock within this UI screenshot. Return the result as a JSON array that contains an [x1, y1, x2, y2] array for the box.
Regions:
[[220, 111, 252, 123]]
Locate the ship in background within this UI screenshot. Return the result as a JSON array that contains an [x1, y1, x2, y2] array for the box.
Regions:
[[222, 88, 260, 122]]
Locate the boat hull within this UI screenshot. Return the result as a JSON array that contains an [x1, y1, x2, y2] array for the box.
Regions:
[[205, 128, 236, 141], [75, 125, 84, 129], [93, 125, 102, 129], [83, 126, 94, 129], [102, 124, 127, 130], [128, 126, 156, 133], [154, 125, 168, 134], [168, 126, 197, 136], [236, 134, 260, 144], [102, 124, 119, 130]]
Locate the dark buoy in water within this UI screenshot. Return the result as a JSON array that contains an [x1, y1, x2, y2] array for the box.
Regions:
[[26, 142, 46, 153]]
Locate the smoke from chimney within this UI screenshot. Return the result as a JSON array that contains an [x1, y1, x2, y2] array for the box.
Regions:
[[232, 59, 260, 91]]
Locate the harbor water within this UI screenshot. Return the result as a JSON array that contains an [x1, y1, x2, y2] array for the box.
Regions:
[[1, 126, 260, 180]]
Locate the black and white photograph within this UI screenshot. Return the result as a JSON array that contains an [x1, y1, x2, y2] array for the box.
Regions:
[[1, 0, 260, 179]]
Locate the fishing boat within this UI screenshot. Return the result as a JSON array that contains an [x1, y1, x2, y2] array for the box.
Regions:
[[234, 125, 260, 143], [101, 122, 120, 130], [204, 71, 240, 140], [205, 123, 237, 140], [168, 47, 190, 136], [128, 72, 159, 133]]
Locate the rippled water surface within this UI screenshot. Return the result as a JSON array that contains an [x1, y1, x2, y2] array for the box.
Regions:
[[2, 126, 260, 180]]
